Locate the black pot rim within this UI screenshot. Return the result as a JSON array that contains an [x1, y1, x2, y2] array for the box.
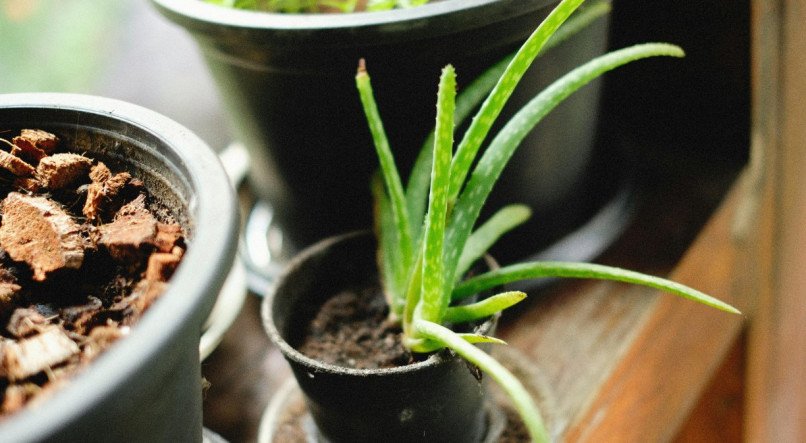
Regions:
[[152, 0, 556, 44], [0, 93, 238, 437], [262, 230, 497, 377]]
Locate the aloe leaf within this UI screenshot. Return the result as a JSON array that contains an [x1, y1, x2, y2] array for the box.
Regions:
[[414, 320, 549, 443], [417, 65, 457, 324], [455, 204, 531, 281], [456, 333, 507, 345], [454, 261, 741, 314], [371, 174, 405, 312], [319, 0, 358, 12], [406, 54, 513, 235], [444, 291, 526, 324], [447, 0, 585, 203], [405, 0, 611, 240], [402, 250, 423, 334], [356, 60, 414, 286], [547, 0, 612, 49], [234, 0, 256, 8], [444, 43, 686, 285], [407, 332, 507, 353], [367, 0, 396, 10]]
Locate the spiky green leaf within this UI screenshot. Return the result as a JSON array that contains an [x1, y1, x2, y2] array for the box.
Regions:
[[371, 174, 406, 313], [454, 261, 741, 314], [405, 0, 612, 246], [444, 291, 527, 324], [356, 61, 414, 300], [447, 0, 586, 203], [416, 65, 457, 324], [444, 43, 686, 286], [406, 55, 513, 235]]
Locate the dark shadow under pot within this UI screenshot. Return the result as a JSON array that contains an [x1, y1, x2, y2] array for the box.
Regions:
[[0, 94, 238, 442]]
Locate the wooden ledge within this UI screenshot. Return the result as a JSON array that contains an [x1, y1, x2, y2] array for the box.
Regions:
[[499, 172, 750, 442]]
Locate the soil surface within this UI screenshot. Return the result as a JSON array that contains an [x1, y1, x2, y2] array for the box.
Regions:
[[296, 286, 413, 369], [0, 129, 184, 417]]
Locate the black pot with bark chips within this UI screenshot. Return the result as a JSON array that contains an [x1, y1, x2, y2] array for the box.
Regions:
[[0, 94, 238, 442], [264, 231, 498, 443]]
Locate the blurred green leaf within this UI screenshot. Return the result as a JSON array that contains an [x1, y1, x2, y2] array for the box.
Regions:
[[0, 0, 126, 93]]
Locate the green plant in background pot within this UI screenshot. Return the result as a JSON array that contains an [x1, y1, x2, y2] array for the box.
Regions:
[[204, 0, 431, 13], [265, 0, 741, 441]]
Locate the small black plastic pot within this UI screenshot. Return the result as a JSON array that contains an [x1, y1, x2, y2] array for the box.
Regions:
[[151, 0, 612, 255], [0, 94, 238, 442], [263, 231, 498, 442]]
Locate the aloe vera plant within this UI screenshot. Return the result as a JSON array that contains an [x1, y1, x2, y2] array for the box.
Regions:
[[203, 0, 430, 13], [355, 0, 741, 441]]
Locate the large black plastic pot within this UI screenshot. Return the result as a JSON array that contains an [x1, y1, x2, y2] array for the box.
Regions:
[[0, 94, 238, 442], [263, 231, 498, 442], [151, 0, 612, 256]]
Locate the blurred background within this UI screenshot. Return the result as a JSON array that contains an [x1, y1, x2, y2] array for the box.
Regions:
[[0, 0, 232, 152]]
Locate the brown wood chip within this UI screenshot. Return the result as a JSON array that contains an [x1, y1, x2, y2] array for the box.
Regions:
[[13, 129, 59, 154], [131, 280, 167, 315], [109, 280, 167, 325], [154, 223, 183, 253], [12, 177, 42, 193], [0, 282, 21, 305], [88, 323, 124, 344], [144, 252, 182, 282], [1, 327, 80, 381], [0, 268, 21, 305], [0, 193, 86, 281], [60, 297, 103, 336], [6, 308, 48, 338], [82, 162, 132, 222], [0, 150, 35, 177], [98, 195, 157, 261], [82, 323, 125, 361], [0, 383, 38, 415], [10, 139, 46, 164], [36, 153, 92, 190]]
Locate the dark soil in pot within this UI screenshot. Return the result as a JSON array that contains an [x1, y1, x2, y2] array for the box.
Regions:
[[296, 286, 413, 369], [0, 129, 186, 416]]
